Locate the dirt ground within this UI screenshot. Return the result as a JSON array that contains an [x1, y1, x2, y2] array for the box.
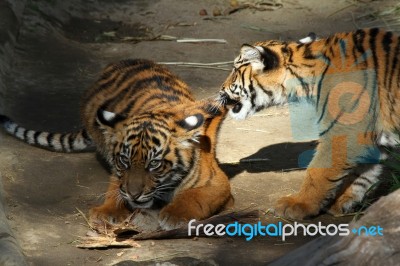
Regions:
[[0, 0, 398, 265]]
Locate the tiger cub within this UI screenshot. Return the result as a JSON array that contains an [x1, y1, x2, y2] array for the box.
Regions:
[[0, 59, 233, 229], [218, 28, 399, 220]]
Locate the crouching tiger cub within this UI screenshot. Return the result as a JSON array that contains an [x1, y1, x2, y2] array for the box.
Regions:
[[218, 28, 399, 220], [0, 59, 233, 230]]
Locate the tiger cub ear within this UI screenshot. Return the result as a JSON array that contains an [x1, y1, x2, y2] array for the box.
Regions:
[[96, 109, 125, 127], [298, 32, 317, 44], [239, 44, 279, 72], [176, 113, 206, 148], [177, 113, 204, 131], [240, 44, 263, 62]]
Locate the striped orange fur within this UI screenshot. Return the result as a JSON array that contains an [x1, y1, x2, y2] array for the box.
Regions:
[[218, 28, 398, 220], [1, 59, 233, 229]]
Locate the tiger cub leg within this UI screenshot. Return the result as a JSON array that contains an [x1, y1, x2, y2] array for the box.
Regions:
[[89, 175, 131, 226], [274, 136, 353, 220], [158, 182, 233, 230], [328, 164, 382, 215]]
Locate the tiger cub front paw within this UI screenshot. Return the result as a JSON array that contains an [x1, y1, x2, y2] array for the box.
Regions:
[[274, 195, 319, 220], [327, 194, 358, 216], [89, 204, 130, 228], [158, 205, 192, 230]]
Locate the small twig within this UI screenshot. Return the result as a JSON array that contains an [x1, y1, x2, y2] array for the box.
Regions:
[[328, 3, 356, 17], [236, 127, 270, 133], [333, 211, 364, 218], [175, 65, 231, 71], [241, 24, 277, 33], [75, 207, 95, 230], [240, 158, 270, 163], [177, 38, 227, 44], [76, 184, 90, 189], [349, 11, 360, 29], [274, 242, 294, 246], [158, 61, 233, 71], [158, 61, 233, 66]]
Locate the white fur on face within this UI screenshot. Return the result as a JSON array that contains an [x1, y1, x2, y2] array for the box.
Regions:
[[228, 87, 273, 120], [229, 100, 253, 120]]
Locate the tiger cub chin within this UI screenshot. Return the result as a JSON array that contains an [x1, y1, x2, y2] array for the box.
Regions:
[[218, 28, 399, 220], [0, 59, 233, 230]]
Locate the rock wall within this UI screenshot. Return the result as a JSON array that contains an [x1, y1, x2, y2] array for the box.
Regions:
[[0, 1, 28, 264]]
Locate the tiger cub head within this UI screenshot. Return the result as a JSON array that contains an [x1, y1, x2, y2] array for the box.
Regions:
[[96, 101, 223, 210], [219, 41, 289, 119]]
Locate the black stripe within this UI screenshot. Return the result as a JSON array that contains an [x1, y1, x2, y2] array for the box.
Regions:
[[359, 175, 374, 185], [319, 117, 339, 137], [23, 128, 29, 141], [105, 68, 142, 110], [68, 133, 75, 150], [333, 36, 339, 45], [303, 43, 315, 60], [389, 37, 400, 91], [382, 31, 393, 88], [353, 180, 368, 189], [368, 29, 380, 116], [317, 91, 331, 123], [324, 36, 332, 46], [249, 79, 257, 108], [175, 146, 187, 168], [301, 63, 316, 68], [316, 63, 330, 107], [103, 88, 149, 118], [186, 149, 200, 187], [47, 133, 54, 149], [369, 28, 380, 74], [287, 67, 309, 97], [60, 134, 66, 151], [240, 67, 247, 89], [397, 44, 400, 91], [82, 129, 91, 144], [351, 30, 363, 67], [33, 131, 41, 145], [135, 75, 186, 95], [329, 46, 335, 57], [137, 94, 180, 112], [83, 60, 156, 106], [82, 74, 119, 106], [287, 46, 294, 63]]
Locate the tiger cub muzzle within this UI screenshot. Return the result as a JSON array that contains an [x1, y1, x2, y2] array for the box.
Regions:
[[120, 166, 157, 209]]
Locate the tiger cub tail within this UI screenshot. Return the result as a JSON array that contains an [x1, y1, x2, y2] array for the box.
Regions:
[[0, 114, 93, 152]]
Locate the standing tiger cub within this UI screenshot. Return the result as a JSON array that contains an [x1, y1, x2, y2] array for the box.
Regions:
[[1, 59, 233, 230], [219, 28, 399, 220]]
